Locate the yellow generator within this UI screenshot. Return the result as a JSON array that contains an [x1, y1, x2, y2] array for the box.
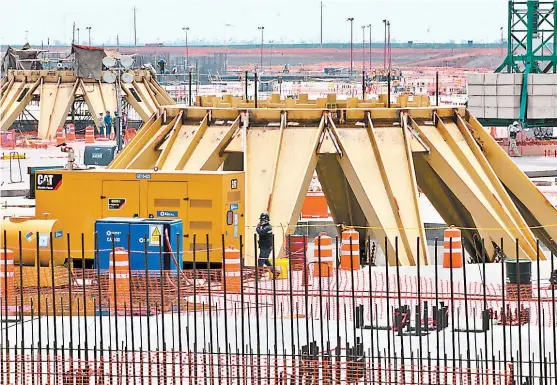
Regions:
[[33, 169, 245, 264]]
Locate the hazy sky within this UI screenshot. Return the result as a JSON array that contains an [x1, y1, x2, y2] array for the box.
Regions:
[[0, 0, 507, 46]]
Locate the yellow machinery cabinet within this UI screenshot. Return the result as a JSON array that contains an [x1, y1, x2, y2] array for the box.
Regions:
[[34, 170, 245, 264]]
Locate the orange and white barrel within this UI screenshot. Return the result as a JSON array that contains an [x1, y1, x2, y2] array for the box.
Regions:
[[223, 246, 242, 293], [443, 225, 463, 268], [85, 126, 95, 144], [314, 233, 333, 277], [340, 228, 360, 270], [108, 248, 130, 312], [0, 249, 15, 310], [55, 127, 65, 145], [124, 128, 137, 144], [66, 124, 76, 141]]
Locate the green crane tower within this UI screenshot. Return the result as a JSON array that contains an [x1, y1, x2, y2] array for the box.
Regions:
[[495, 0, 557, 127]]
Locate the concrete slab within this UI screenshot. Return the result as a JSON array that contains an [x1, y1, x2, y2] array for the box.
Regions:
[[484, 85, 497, 96], [467, 95, 484, 107], [496, 85, 521, 96]]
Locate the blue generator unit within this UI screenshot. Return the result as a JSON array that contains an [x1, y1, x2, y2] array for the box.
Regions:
[[95, 218, 183, 271]]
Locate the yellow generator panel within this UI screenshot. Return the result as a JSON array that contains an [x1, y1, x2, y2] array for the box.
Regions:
[[34, 169, 245, 264]]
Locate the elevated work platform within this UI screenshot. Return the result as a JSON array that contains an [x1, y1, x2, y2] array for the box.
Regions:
[[0, 69, 175, 139], [107, 102, 557, 266]]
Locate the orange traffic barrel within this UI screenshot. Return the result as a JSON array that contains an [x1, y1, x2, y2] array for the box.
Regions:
[[443, 225, 463, 268], [0, 249, 15, 310], [223, 246, 242, 293], [55, 127, 65, 145], [85, 126, 95, 144], [107, 248, 130, 313], [124, 128, 137, 144], [340, 228, 360, 270], [66, 124, 76, 141], [314, 233, 333, 277], [285, 235, 306, 270]]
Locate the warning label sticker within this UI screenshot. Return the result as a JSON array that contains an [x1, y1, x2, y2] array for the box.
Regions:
[[149, 225, 163, 246], [108, 198, 126, 210]]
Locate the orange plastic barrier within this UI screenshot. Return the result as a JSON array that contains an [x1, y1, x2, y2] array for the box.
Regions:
[[55, 127, 65, 145], [0, 249, 15, 310], [340, 228, 360, 270], [443, 225, 463, 268], [66, 124, 76, 141], [223, 246, 241, 293], [314, 233, 333, 277], [85, 126, 95, 144], [124, 128, 137, 144], [301, 192, 329, 219], [107, 248, 130, 312]]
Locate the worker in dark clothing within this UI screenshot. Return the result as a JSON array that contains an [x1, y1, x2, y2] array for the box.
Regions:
[[256, 212, 274, 268]]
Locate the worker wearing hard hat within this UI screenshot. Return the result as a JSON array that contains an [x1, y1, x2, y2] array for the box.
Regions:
[[256, 212, 274, 270]]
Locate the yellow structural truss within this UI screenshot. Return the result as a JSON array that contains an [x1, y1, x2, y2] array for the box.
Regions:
[[108, 101, 557, 266], [0, 69, 174, 139]]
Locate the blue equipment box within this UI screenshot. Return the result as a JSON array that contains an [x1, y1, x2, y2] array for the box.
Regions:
[[95, 218, 183, 271]]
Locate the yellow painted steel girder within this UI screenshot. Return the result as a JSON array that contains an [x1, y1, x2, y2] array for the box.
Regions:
[[409, 116, 541, 261], [464, 113, 557, 256], [329, 113, 428, 266], [107, 106, 556, 265], [244, 113, 325, 265], [0, 78, 41, 131], [1, 69, 174, 137]]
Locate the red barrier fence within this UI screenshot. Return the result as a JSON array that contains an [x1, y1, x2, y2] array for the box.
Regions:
[[0, 350, 514, 385]]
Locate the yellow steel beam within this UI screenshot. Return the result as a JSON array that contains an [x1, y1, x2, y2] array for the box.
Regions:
[[446, 114, 539, 254], [170, 114, 210, 170], [148, 77, 176, 106], [244, 117, 285, 265], [244, 114, 325, 265], [412, 153, 494, 260], [316, 154, 367, 239], [137, 79, 161, 112], [365, 113, 428, 265], [465, 112, 557, 255], [1, 78, 40, 132], [134, 80, 158, 115], [80, 80, 106, 131], [122, 82, 152, 121], [329, 114, 413, 265], [183, 115, 241, 171], [0, 77, 15, 109], [410, 116, 538, 261], [109, 114, 157, 169], [99, 83, 118, 118], [45, 80, 78, 139], [399, 112, 430, 264], [266, 112, 287, 211], [128, 115, 179, 169], [1, 80, 25, 120], [154, 111, 183, 170]]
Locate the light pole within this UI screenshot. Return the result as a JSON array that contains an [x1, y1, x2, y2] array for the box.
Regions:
[[224, 24, 233, 73], [361, 25, 366, 72], [387, 21, 391, 72], [367, 24, 372, 72], [77, 28, 80, 45], [258, 26, 264, 72], [500, 26, 504, 56], [103, 56, 134, 151], [182, 27, 189, 70], [383, 19, 387, 70], [86, 27, 91, 45], [347, 17, 354, 76], [269, 40, 274, 69]]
